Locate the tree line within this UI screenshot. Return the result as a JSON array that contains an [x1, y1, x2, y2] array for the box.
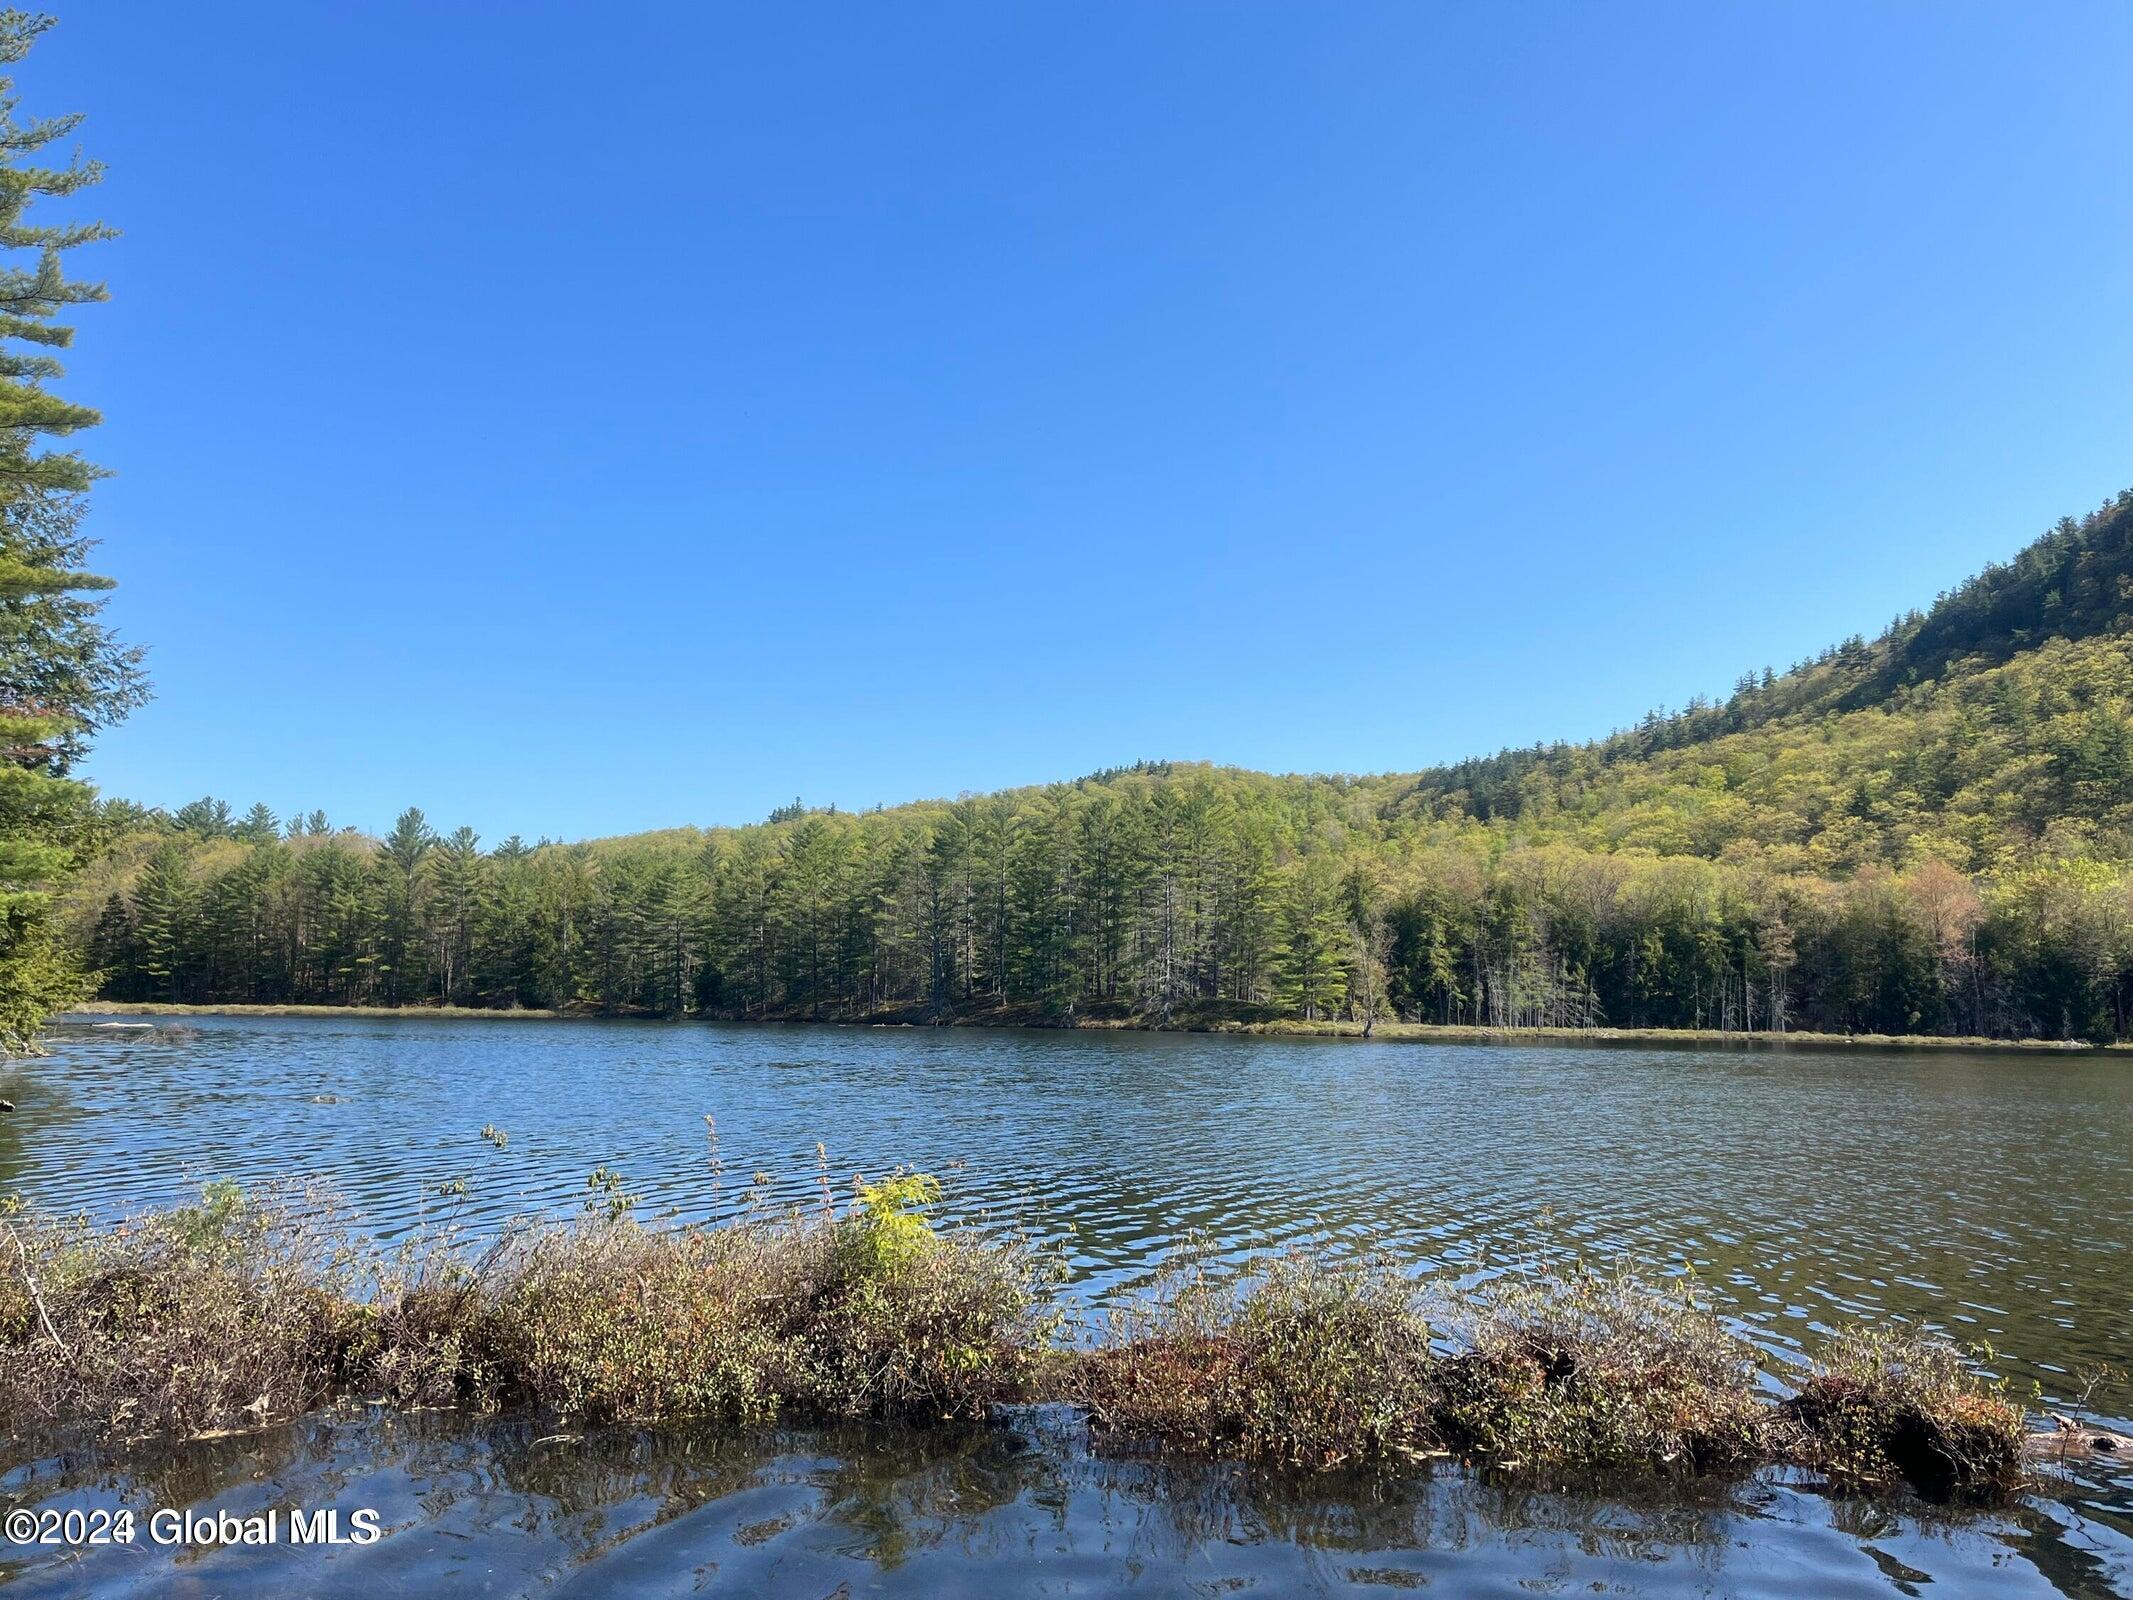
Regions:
[[75, 763, 2133, 1041], [5, 7, 2129, 1052]]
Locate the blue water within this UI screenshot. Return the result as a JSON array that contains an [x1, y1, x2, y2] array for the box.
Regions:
[[2, 1015, 2129, 1596]]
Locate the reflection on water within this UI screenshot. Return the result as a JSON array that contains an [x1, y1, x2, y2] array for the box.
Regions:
[[2, 1410, 2128, 1599], [3, 1016, 2131, 1597]]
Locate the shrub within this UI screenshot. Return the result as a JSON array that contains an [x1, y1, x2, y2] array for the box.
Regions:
[[0, 1181, 2035, 1504], [0, 1183, 361, 1438], [1082, 1249, 1441, 1467], [1430, 1266, 1769, 1473], [0, 1169, 1057, 1438], [481, 1219, 814, 1424], [1783, 1326, 2027, 1501]]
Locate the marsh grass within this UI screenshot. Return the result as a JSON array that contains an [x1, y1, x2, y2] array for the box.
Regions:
[[0, 1185, 2034, 1502]]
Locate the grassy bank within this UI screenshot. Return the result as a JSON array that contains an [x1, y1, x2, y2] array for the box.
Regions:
[[0, 1180, 2033, 1502], [62, 999, 2127, 1052]]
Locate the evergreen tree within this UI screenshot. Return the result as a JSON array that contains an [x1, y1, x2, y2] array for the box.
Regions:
[[376, 806, 433, 1004], [0, 14, 131, 1050], [428, 824, 482, 1004], [1278, 856, 1348, 1022], [130, 843, 194, 1003]]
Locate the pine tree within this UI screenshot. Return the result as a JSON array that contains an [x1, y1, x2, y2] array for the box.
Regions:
[[0, 14, 130, 1050], [1278, 856, 1348, 1022], [428, 825, 482, 1004], [376, 807, 434, 1004], [171, 796, 234, 837], [130, 844, 194, 1002], [0, 491, 144, 766]]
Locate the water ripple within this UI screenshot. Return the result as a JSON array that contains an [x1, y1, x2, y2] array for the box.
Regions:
[[4, 1016, 2129, 1418]]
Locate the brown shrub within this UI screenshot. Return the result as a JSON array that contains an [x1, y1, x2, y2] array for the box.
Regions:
[[0, 1184, 2034, 1505], [0, 1174, 1058, 1439], [1081, 1250, 1441, 1468], [1782, 1326, 2027, 1501], [1430, 1267, 1769, 1473], [0, 1182, 360, 1438], [479, 1220, 816, 1424]]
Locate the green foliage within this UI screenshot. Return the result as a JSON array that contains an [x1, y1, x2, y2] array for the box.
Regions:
[[582, 1165, 636, 1220], [65, 491, 2133, 1044], [843, 1170, 942, 1274], [0, 492, 144, 767], [0, 14, 136, 1053], [0, 10, 113, 501], [170, 1177, 248, 1254]]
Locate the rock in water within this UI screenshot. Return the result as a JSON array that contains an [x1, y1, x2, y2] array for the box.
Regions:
[[2028, 1421, 2133, 1459]]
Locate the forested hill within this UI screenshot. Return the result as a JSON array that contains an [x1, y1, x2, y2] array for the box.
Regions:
[[74, 489, 2133, 1042], [1392, 489, 2133, 827]]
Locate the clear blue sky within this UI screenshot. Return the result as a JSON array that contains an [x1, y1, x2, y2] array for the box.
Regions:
[[37, 3, 2133, 841]]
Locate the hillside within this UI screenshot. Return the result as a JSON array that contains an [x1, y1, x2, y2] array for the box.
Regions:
[[1391, 489, 2133, 852], [71, 490, 2133, 1042]]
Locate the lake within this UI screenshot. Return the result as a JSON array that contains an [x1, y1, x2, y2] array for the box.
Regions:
[[2, 1015, 2129, 1597]]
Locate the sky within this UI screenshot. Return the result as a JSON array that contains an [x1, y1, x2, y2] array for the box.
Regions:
[[29, 3, 2133, 842]]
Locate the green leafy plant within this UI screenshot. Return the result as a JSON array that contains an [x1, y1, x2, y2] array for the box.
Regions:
[[583, 1166, 636, 1220], [843, 1170, 942, 1274]]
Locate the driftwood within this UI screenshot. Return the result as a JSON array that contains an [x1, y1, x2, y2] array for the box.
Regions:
[[2, 1218, 69, 1359]]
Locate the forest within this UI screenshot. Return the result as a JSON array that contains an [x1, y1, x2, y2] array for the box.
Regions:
[[70, 492, 2133, 1042]]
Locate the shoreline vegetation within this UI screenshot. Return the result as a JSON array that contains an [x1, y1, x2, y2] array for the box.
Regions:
[[62, 1000, 2128, 1052], [0, 1177, 2051, 1504]]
